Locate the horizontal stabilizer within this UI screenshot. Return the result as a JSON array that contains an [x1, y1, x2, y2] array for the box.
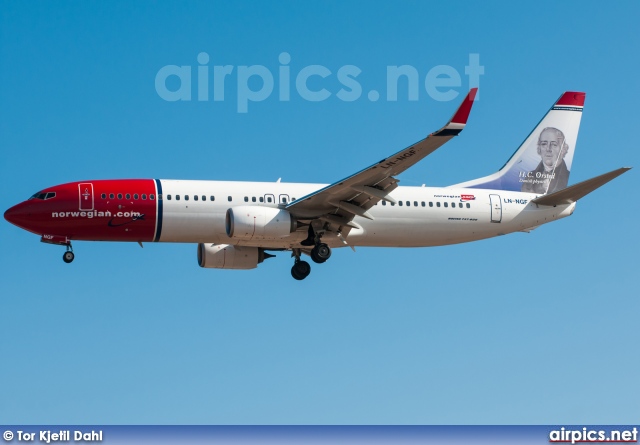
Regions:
[[531, 167, 631, 206]]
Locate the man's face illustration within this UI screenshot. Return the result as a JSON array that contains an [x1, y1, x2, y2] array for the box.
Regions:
[[537, 129, 564, 169]]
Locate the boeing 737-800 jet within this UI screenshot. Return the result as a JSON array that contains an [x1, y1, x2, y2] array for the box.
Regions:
[[4, 90, 630, 280]]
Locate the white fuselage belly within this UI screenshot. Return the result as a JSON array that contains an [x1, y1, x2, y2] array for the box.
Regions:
[[158, 180, 575, 248]]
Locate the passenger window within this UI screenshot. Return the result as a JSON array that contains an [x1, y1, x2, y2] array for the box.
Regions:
[[267, 197, 272, 203], [459, 203, 463, 208], [252, 197, 256, 202], [414, 201, 418, 207], [436, 202, 441, 207], [466, 203, 470, 208], [429, 202, 433, 207], [134, 194, 139, 200], [101, 193, 106, 199], [194, 195, 198, 201], [259, 197, 264, 202], [184, 195, 188, 201], [142, 194, 147, 200], [167, 195, 172, 200], [109, 193, 115, 199], [391, 202, 395, 206], [150, 194, 155, 200], [382, 201, 386, 206], [444, 202, 448, 208], [292, 197, 296, 201], [202, 195, 206, 201], [282, 197, 287, 203], [399, 201, 403, 206], [117, 193, 123, 199], [406, 201, 410, 206], [210, 196, 215, 201], [228, 196, 232, 202], [175, 195, 179, 201], [421, 202, 425, 207], [158, 194, 162, 200], [244, 196, 248, 202], [126, 194, 131, 200], [451, 202, 455, 208]]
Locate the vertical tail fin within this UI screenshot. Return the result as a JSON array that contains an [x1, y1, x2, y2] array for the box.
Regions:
[[453, 92, 585, 194]]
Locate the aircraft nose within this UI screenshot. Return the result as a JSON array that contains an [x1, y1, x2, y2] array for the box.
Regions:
[[4, 205, 19, 225], [4, 203, 29, 228]]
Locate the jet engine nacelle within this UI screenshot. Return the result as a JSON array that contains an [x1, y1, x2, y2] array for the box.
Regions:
[[197, 243, 270, 270], [225, 206, 296, 240]]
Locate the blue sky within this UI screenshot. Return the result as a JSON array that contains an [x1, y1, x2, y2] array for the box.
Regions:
[[1, 1, 638, 424]]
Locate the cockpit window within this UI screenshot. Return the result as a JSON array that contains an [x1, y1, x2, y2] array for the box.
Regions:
[[29, 192, 56, 200]]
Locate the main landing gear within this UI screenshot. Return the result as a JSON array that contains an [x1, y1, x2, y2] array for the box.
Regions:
[[290, 225, 333, 280], [291, 257, 311, 280], [310, 243, 331, 263], [62, 243, 74, 263]]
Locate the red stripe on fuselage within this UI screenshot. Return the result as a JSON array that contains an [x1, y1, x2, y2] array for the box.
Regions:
[[7, 179, 158, 242]]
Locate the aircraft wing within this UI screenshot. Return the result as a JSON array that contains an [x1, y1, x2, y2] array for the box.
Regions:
[[286, 88, 477, 224]]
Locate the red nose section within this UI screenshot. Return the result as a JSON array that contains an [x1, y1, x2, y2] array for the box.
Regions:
[[4, 202, 35, 232], [4, 204, 20, 226]]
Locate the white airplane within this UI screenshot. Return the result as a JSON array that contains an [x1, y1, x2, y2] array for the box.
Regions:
[[4, 89, 630, 280]]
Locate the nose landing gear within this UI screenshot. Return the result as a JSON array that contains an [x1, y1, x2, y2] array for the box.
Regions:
[[62, 243, 74, 263], [40, 235, 75, 263]]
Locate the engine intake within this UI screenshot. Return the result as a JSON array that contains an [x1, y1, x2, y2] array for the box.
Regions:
[[225, 206, 296, 241]]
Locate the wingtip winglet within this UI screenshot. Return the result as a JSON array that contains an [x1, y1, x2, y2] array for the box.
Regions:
[[450, 88, 478, 125]]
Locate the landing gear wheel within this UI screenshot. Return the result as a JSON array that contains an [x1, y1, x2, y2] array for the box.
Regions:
[[291, 260, 311, 280], [63, 251, 75, 263], [310, 243, 331, 264]]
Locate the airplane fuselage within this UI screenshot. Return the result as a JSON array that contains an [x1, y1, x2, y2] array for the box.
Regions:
[[5, 179, 574, 249]]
